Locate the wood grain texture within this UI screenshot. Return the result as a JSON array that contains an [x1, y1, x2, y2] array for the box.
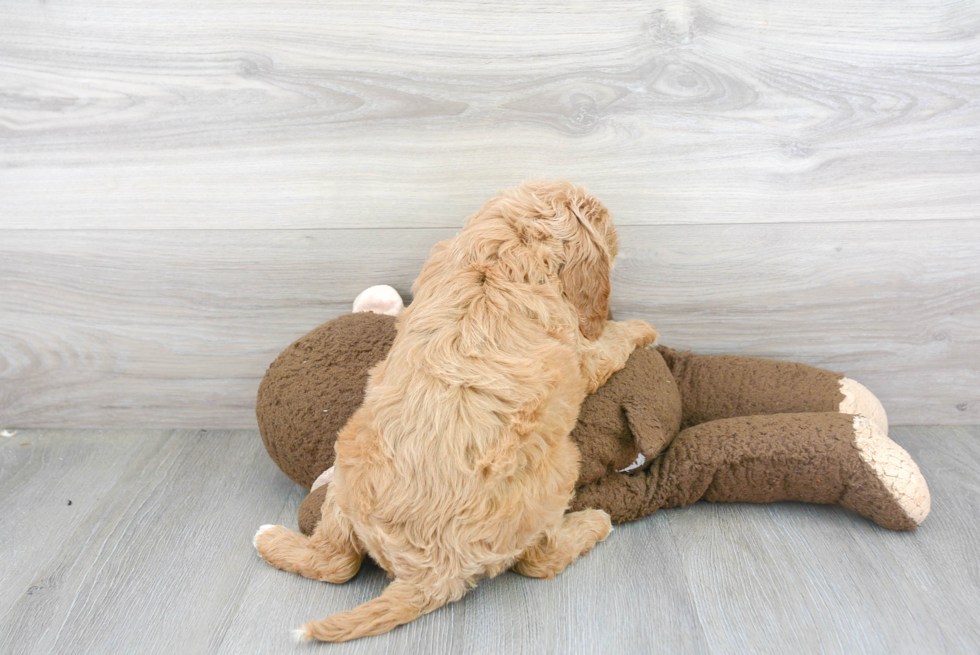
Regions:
[[1, 0, 978, 428], [1, 0, 978, 229], [2, 221, 977, 428], [0, 429, 160, 622], [1, 427, 977, 654]]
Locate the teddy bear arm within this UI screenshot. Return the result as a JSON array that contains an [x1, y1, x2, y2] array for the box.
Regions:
[[298, 485, 330, 536], [656, 347, 848, 428], [621, 397, 675, 463], [570, 463, 662, 525]]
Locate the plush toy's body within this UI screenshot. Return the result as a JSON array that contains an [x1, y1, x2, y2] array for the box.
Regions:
[[257, 298, 929, 536]]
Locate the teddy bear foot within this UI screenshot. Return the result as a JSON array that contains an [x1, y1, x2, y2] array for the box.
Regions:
[[845, 416, 930, 530], [839, 378, 888, 435]]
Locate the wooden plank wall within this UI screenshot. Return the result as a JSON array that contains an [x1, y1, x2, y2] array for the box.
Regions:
[[1, 0, 978, 428]]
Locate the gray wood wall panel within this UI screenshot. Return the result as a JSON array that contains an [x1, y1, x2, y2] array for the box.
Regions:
[[1, 221, 977, 428], [1, 1, 978, 229], [1, 1, 978, 427]]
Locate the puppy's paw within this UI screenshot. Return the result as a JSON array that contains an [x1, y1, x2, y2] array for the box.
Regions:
[[253, 524, 276, 551], [253, 524, 296, 563], [580, 508, 613, 543], [624, 320, 658, 349]]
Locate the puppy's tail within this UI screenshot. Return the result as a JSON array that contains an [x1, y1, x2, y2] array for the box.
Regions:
[[294, 577, 459, 643]]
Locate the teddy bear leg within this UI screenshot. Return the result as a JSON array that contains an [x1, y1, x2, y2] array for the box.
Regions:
[[843, 415, 929, 528], [657, 347, 888, 433], [572, 412, 929, 529], [655, 412, 929, 530], [512, 509, 613, 579], [254, 487, 364, 583], [839, 378, 888, 434]]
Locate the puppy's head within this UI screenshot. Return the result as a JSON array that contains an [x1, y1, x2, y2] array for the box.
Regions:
[[501, 181, 617, 340]]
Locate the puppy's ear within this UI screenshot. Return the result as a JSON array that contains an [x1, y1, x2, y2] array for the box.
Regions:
[[560, 236, 610, 341]]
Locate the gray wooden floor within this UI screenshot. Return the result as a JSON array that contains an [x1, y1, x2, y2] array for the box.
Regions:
[[1, 427, 978, 654]]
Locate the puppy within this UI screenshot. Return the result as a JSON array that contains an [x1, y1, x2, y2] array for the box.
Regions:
[[255, 181, 658, 642]]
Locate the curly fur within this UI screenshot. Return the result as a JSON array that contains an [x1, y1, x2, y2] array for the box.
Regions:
[[254, 181, 658, 642]]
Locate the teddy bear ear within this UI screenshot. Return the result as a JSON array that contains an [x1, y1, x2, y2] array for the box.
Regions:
[[353, 285, 404, 316], [622, 398, 673, 464]]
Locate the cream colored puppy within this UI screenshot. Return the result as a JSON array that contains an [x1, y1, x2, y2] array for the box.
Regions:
[[255, 181, 657, 642]]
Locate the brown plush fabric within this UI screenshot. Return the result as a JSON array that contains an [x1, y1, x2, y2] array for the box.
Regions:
[[256, 312, 397, 488], [258, 314, 682, 493], [657, 347, 845, 428], [298, 485, 329, 535], [290, 345, 680, 536], [258, 312, 921, 536], [571, 412, 917, 530], [571, 347, 682, 485]]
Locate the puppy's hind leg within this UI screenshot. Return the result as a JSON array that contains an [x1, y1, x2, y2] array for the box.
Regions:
[[254, 488, 363, 584], [513, 509, 613, 579]]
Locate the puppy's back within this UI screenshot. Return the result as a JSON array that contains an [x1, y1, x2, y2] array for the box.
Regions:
[[335, 218, 584, 573]]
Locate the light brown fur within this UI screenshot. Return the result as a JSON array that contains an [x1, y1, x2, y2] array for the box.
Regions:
[[254, 181, 657, 642]]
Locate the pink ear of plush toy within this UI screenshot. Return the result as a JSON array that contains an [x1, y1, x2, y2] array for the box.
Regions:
[[352, 285, 404, 316]]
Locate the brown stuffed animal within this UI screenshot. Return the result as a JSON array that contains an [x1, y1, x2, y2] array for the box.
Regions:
[[257, 287, 930, 536]]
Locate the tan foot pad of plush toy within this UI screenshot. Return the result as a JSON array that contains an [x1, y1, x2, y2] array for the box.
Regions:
[[256, 286, 930, 536], [850, 415, 930, 526]]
